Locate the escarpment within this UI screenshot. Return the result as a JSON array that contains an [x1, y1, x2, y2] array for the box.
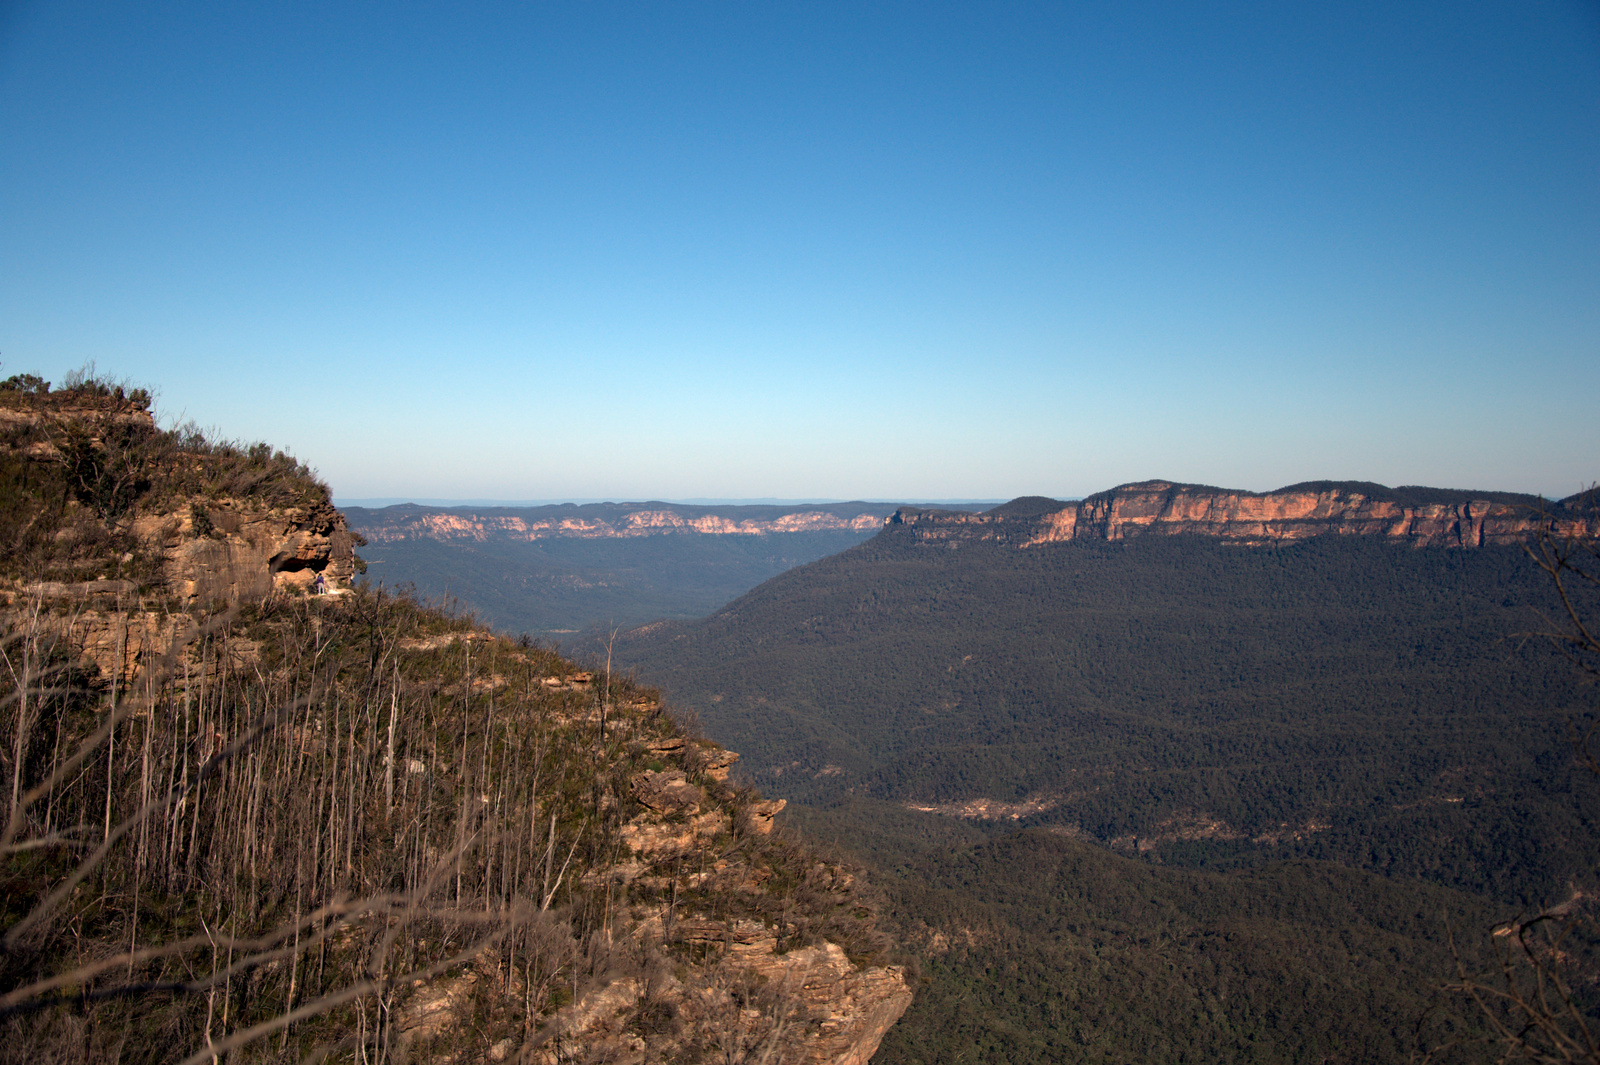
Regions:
[[0, 376, 909, 1064], [347, 502, 891, 544], [0, 387, 357, 598], [890, 479, 1598, 549], [0, 383, 359, 684]]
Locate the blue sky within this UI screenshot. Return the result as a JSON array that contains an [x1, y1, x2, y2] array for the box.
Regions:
[[2, 1, 1597, 501]]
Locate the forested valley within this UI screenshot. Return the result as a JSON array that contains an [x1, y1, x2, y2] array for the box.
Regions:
[[618, 507, 1600, 1063], [344, 502, 894, 641]]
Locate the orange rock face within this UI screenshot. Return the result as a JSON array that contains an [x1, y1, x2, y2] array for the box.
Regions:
[[0, 392, 361, 689], [167, 499, 357, 602], [355, 508, 887, 543], [891, 480, 1598, 549]]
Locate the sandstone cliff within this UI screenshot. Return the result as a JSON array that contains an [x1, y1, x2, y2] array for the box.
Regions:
[[0, 377, 910, 1065], [0, 384, 357, 595], [347, 503, 889, 544], [381, 682, 911, 1065], [0, 384, 358, 684], [889, 480, 1598, 549]]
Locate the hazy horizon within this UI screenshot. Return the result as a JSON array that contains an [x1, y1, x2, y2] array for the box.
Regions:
[[336, 497, 1010, 509]]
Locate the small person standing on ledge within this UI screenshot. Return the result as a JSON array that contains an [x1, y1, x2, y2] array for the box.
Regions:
[[313, 572, 326, 595]]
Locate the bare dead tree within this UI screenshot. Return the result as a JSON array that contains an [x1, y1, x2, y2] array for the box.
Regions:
[[1525, 487, 1600, 775], [0, 589, 605, 1065], [1419, 488, 1600, 1064]]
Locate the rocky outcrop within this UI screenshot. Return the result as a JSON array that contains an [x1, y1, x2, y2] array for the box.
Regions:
[[1, 385, 911, 1065], [889, 480, 1598, 549], [162, 498, 358, 602], [423, 934, 911, 1065], [4, 495, 357, 683], [396, 716, 909, 1065], [0, 390, 360, 687]]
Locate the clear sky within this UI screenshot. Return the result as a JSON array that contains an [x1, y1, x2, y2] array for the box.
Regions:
[[2, 1, 1597, 502]]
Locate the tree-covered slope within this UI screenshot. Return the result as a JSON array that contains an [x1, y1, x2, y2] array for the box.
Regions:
[[615, 508, 1600, 1063], [619, 528, 1598, 905], [875, 830, 1509, 1065]]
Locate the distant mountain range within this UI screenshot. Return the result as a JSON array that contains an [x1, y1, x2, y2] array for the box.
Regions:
[[347, 500, 893, 542], [344, 500, 924, 640], [345, 482, 1597, 644], [337, 497, 1007, 508]]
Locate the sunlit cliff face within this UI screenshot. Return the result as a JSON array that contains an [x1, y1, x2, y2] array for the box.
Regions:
[[356, 509, 887, 543], [889, 481, 1597, 549]]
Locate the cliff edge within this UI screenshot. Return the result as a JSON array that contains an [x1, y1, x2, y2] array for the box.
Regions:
[[889, 479, 1597, 549], [347, 502, 891, 545], [0, 375, 909, 1065]]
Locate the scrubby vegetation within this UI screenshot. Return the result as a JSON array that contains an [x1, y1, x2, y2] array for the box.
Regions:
[[0, 586, 823, 1061], [0, 373, 897, 1063], [0, 369, 329, 588]]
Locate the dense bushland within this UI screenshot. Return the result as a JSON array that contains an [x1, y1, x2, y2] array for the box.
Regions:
[[874, 831, 1508, 1064], [620, 504, 1600, 1062], [0, 373, 895, 1063], [622, 531, 1600, 905]]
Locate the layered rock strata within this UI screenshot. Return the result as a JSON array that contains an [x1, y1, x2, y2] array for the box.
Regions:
[[890, 480, 1597, 549], [1, 391, 359, 681], [163, 498, 358, 601], [1, 385, 911, 1064], [348, 505, 888, 544]]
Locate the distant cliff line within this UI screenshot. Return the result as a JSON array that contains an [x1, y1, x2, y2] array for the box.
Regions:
[[347, 480, 1599, 549], [890, 479, 1599, 549], [345, 501, 893, 543]]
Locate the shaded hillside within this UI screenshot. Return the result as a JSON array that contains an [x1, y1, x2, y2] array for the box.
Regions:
[[616, 486, 1600, 1063], [0, 375, 910, 1064], [618, 521, 1598, 905], [874, 831, 1509, 1065], [346, 501, 901, 640], [780, 801, 1568, 1064]]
